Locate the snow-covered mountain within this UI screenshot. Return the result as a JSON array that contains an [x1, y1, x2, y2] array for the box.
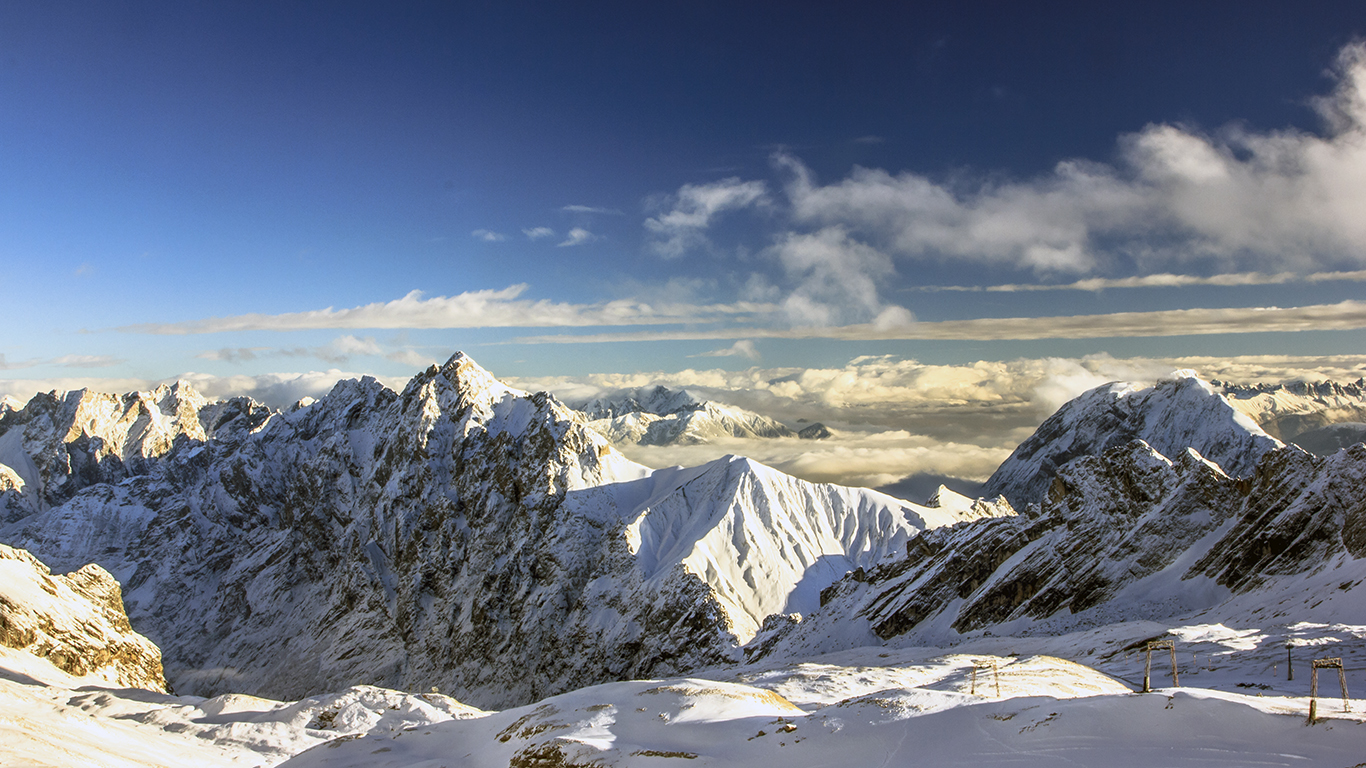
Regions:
[[1217, 377, 1366, 447], [0, 354, 986, 709], [753, 432, 1366, 663], [574, 384, 800, 446], [0, 380, 270, 521], [982, 372, 1282, 508]]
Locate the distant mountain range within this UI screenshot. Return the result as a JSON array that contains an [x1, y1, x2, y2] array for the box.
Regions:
[[570, 384, 830, 446]]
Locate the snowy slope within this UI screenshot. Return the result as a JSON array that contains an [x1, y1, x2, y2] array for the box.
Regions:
[[759, 438, 1366, 665], [1, 353, 975, 709], [982, 372, 1282, 507], [577, 384, 798, 445], [280, 671, 1366, 768], [622, 455, 1007, 642]]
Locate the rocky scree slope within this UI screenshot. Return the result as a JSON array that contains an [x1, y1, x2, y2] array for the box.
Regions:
[[0, 543, 167, 691], [0, 354, 968, 709], [982, 373, 1282, 508]]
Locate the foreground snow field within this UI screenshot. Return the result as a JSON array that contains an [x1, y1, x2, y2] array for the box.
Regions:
[[5, 621, 1365, 768]]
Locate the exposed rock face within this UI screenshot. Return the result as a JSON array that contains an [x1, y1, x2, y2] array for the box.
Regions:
[[797, 423, 832, 440], [1, 354, 961, 710], [576, 385, 796, 446], [0, 381, 271, 521], [759, 440, 1366, 661], [982, 373, 1281, 508], [0, 543, 167, 691]]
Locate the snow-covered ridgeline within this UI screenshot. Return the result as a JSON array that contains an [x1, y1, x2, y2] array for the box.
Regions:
[[0, 380, 272, 520], [1, 353, 973, 708], [983, 373, 1282, 508], [574, 384, 800, 446], [1217, 377, 1366, 444], [758, 438, 1366, 662], [621, 455, 1009, 642]]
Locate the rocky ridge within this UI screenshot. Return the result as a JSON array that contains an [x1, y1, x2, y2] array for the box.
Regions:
[[0, 543, 167, 691], [753, 428, 1366, 663], [0, 354, 977, 709], [982, 372, 1282, 508], [1217, 377, 1366, 446], [575, 384, 800, 446]]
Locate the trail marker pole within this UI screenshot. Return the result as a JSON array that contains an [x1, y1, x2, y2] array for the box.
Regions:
[[971, 660, 1000, 697], [1286, 641, 1294, 681]]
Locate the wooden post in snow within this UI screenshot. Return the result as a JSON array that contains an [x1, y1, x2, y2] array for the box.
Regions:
[[1144, 639, 1177, 692], [1309, 658, 1349, 724], [971, 660, 999, 697]]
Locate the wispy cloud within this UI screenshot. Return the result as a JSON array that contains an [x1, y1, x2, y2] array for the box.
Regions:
[[0, 353, 123, 370], [561, 205, 623, 215], [914, 269, 1366, 292], [691, 339, 760, 361], [513, 300, 1366, 344], [644, 177, 768, 258], [523, 226, 556, 240], [471, 229, 506, 242], [121, 286, 781, 334], [557, 227, 595, 247]]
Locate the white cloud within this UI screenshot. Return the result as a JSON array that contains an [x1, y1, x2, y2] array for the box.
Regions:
[[767, 227, 911, 326], [692, 340, 760, 361], [0, 370, 414, 411], [0, 353, 124, 371], [121, 285, 781, 334], [515, 351, 1366, 483], [916, 269, 1366, 292], [776, 43, 1366, 277], [513, 300, 1366, 344], [557, 227, 595, 247], [385, 349, 436, 367], [471, 229, 506, 242], [644, 177, 768, 258], [523, 227, 556, 240], [561, 205, 623, 215]]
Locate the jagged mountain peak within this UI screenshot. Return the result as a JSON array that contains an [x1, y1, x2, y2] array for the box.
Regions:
[[982, 372, 1281, 507], [576, 384, 701, 420]]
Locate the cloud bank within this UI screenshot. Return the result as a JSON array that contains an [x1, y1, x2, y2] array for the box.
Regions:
[[121, 286, 780, 334], [776, 44, 1366, 277], [515, 300, 1366, 344]]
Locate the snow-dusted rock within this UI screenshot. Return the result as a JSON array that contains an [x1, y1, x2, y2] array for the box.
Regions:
[[0, 380, 272, 521], [2, 353, 968, 709], [760, 438, 1366, 661], [578, 384, 796, 445], [982, 373, 1281, 507], [0, 543, 167, 691]]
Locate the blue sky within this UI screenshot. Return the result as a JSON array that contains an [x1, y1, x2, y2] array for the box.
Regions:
[[3, 1, 1366, 403]]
